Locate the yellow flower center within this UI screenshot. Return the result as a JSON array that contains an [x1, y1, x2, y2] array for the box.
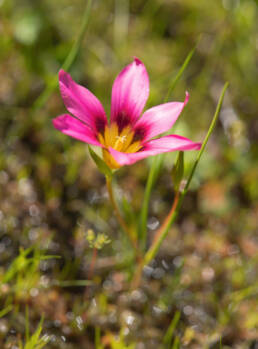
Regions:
[[98, 123, 142, 169]]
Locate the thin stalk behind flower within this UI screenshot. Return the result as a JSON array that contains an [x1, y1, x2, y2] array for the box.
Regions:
[[138, 154, 163, 250], [88, 247, 98, 281], [105, 176, 141, 260], [132, 82, 229, 288], [151, 191, 180, 246]]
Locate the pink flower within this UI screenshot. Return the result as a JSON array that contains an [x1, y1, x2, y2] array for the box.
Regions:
[[53, 58, 201, 169]]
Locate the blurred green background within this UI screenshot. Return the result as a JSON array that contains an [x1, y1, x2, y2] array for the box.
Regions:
[[0, 0, 257, 348]]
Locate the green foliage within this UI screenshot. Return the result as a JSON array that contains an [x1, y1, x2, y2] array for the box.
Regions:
[[0, 246, 59, 299], [163, 311, 181, 348], [19, 315, 49, 349], [0, 0, 257, 347], [0, 305, 13, 319], [171, 336, 180, 349], [32, 0, 93, 110], [164, 41, 199, 103], [88, 146, 113, 178], [184, 82, 229, 193]]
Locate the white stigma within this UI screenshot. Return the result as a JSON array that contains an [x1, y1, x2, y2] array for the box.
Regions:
[[116, 135, 127, 143]]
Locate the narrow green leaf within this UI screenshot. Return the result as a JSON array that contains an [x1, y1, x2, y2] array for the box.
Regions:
[[230, 281, 258, 303], [25, 306, 30, 343], [24, 316, 46, 349], [171, 336, 180, 349], [32, 0, 93, 110], [163, 311, 181, 346], [95, 327, 102, 349], [164, 37, 200, 103], [0, 305, 13, 318], [88, 146, 113, 178], [1, 247, 32, 284], [171, 151, 184, 192], [184, 82, 229, 193], [62, 0, 92, 72]]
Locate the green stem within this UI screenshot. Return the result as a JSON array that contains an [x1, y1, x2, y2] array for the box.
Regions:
[[88, 247, 98, 280], [151, 191, 180, 247], [132, 191, 180, 289], [139, 154, 163, 250], [106, 176, 141, 259], [144, 192, 183, 266], [132, 82, 229, 288]]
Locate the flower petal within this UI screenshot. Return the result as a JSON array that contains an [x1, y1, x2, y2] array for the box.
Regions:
[[53, 114, 103, 147], [59, 70, 107, 133], [134, 92, 189, 141], [111, 58, 149, 129], [109, 134, 201, 165]]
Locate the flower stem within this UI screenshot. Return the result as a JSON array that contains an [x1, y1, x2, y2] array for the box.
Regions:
[[139, 154, 163, 251], [88, 247, 97, 280], [84, 246, 97, 300], [106, 176, 141, 259], [144, 191, 182, 267], [130, 259, 145, 290], [131, 191, 180, 289], [151, 191, 180, 246]]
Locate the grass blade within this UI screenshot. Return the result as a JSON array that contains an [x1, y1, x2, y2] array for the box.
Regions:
[[32, 0, 93, 110], [95, 327, 103, 349], [0, 305, 13, 318], [25, 306, 30, 343], [171, 336, 180, 349], [163, 311, 181, 347], [184, 82, 229, 193], [164, 39, 200, 103]]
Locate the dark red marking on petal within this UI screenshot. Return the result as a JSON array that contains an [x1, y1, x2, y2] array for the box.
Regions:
[[132, 126, 147, 142], [116, 111, 131, 132], [95, 116, 107, 134]]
